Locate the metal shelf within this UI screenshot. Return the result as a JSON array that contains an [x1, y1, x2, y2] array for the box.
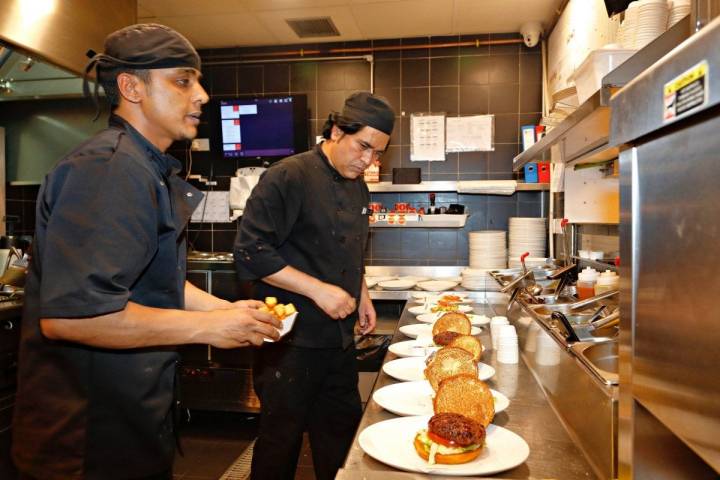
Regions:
[[367, 181, 549, 193]]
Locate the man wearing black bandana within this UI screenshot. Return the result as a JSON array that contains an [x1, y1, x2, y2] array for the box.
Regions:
[[235, 92, 395, 479], [11, 24, 281, 480]]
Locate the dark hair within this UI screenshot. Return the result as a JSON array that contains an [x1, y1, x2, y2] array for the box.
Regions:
[[321, 112, 365, 140], [98, 67, 152, 109]]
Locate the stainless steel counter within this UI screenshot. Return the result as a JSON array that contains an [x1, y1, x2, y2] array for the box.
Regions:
[[339, 297, 596, 479]]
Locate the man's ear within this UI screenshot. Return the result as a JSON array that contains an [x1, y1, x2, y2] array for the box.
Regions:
[[331, 124, 344, 142], [116, 72, 145, 104]]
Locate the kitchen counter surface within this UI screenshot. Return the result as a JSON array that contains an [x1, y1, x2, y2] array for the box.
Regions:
[[339, 297, 596, 479]]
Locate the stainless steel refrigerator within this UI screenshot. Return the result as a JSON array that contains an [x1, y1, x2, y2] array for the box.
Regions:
[[611, 13, 720, 479]]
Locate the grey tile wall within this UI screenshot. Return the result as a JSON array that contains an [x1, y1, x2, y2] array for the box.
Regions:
[[178, 33, 545, 260]]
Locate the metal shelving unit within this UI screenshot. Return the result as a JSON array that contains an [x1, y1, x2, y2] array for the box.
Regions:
[[367, 181, 549, 193]]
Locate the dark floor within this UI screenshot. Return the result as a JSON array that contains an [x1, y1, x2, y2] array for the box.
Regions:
[[173, 411, 316, 480]]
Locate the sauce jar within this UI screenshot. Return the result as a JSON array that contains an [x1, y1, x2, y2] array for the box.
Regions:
[[594, 270, 619, 295], [576, 267, 599, 300]]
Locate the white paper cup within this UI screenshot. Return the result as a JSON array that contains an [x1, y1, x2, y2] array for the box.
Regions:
[[535, 331, 562, 366]]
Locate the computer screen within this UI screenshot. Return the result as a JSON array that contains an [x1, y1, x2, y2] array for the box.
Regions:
[[214, 95, 308, 159]]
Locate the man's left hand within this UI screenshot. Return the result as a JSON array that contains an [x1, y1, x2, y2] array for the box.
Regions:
[[231, 299, 266, 309], [357, 294, 376, 334]]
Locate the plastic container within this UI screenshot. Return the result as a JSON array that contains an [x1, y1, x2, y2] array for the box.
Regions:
[[576, 267, 599, 300], [524, 163, 538, 183], [594, 270, 619, 295], [571, 48, 637, 105], [537, 162, 550, 183]]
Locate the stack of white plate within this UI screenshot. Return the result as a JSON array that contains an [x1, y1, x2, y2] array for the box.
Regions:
[[667, 0, 690, 28], [635, 0, 669, 49], [461, 268, 501, 292], [468, 230, 507, 269], [508, 217, 546, 267]]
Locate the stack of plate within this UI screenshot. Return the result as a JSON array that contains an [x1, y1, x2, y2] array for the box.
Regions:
[[667, 0, 690, 28], [635, 0, 669, 49], [468, 230, 507, 269], [508, 217, 546, 267], [461, 268, 501, 292]]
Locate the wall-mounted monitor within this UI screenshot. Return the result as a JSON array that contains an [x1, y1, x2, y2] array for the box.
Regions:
[[210, 94, 308, 160]]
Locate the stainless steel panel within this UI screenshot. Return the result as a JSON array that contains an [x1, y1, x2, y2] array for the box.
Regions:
[[632, 114, 720, 472], [611, 16, 720, 146]]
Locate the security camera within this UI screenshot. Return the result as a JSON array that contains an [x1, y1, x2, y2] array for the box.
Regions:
[[520, 21, 543, 48]]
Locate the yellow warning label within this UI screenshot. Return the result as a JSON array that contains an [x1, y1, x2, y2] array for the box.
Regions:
[[664, 61, 708, 96]]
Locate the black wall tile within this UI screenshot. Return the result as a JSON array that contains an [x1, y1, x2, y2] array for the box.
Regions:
[[489, 33, 520, 55], [430, 86, 458, 115], [459, 34, 489, 56], [520, 54, 542, 81], [318, 62, 346, 91], [494, 114, 519, 144], [430, 57, 459, 86], [375, 60, 401, 88], [489, 55, 519, 84], [459, 56, 490, 85], [489, 83, 519, 114], [459, 85, 488, 114], [401, 37, 430, 58], [209, 65, 237, 95], [488, 143, 518, 173], [374, 87, 401, 115], [401, 87, 429, 112], [458, 151, 487, 174], [237, 66, 263, 94], [430, 35, 460, 57], [402, 59, 429, 87], [290, 62, 317, 92], [264, 63, 290, 93], [520, 83, 542, 113]]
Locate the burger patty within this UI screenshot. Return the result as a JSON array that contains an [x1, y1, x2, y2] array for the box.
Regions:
[[433, 331, 463, 346], [428, 413, 485, 446]]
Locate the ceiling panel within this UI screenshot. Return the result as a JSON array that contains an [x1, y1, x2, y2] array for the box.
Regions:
[[135, 0, 563, 47], [453, 0, 562, 33], [255, 7, 363, 44], [242, 0, 353, 12], [140, 14, 278, 48], [138, 0, 247, 17], [351, 0, 454, 38]]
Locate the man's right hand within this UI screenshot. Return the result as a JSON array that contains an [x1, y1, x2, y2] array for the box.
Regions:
[[206, 307, 282, 348], [312, 282, 357, 320]]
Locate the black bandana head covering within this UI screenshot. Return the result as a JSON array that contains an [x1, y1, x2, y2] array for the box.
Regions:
[[83, 23, 201, 118], [341, 92, 395, 135]]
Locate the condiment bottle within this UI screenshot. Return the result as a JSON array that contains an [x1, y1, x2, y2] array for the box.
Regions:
[[594, 270, 619, 295], [576, 267, 599, 300]]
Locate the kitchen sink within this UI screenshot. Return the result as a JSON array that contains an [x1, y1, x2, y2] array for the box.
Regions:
[[573, 341, 619, 385]]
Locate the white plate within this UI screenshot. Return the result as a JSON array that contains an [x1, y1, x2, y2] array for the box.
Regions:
[[416, 280, 459, 292], [263, 312, 299, 343], [372, 381, 510, 417], [365, 277, 378, 289], [412, 293, 469, 303], [408, 305, 474, 316], [399, 323, 481, 339], [389, 340, 441, 358], [358, 416, 529, 476], [379, 279, 417, 290], [382, 356, 495, 382], [416, 313, 490, 326]]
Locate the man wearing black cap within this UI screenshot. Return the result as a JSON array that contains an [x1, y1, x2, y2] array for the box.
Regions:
[[11, 24, 281, 480], [235, 91, 395, 479]]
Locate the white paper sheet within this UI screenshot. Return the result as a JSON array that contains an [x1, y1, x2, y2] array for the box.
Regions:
[[191, 191, 232, 223], [446, 115, 494, 152], [410, 114, 445, 161]]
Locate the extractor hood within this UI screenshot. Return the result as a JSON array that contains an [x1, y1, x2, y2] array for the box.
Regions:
[[0, 44, 87, 101]]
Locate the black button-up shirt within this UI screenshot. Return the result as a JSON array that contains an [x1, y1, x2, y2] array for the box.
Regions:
[[12, 114, 202, 479], [234, 145, 369, 349]]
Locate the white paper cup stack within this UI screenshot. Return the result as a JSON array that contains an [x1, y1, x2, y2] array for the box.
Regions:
[[535, 330, 562, 366], [496, 324, 519, 364], [468, 230, 507, 269], [490, 316, 509, 349], [634, 0, 669, 49], [620, 1, 641, 48], [508, 217, 547, 267]]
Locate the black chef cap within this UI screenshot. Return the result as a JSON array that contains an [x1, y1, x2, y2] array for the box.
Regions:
[[83, 23, 201, 119], [341, 92, 395, 135]]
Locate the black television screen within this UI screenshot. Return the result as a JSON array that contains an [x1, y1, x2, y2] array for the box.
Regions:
[[211, 94, 308, 159]]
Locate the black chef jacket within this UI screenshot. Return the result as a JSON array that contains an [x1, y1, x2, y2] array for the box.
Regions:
[[234, 144, 369, 349], [12, 114, 202, 480]]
